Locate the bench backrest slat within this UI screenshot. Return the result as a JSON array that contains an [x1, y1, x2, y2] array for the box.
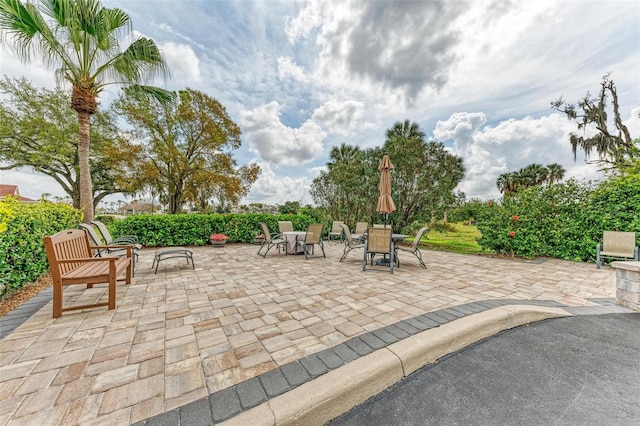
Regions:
[[44, 229, 93, 278]]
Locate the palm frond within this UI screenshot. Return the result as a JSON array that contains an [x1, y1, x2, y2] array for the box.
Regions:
[[0, 0, 40, 57], [104, 36, 170, 83], [127, 84, 176, 106]]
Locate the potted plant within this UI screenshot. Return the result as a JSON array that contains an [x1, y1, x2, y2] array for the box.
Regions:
[[210, 233, 229, 247], [254, 233, 265, 245]]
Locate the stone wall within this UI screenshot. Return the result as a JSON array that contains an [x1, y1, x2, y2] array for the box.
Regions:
[[611, 261, 640, 312]]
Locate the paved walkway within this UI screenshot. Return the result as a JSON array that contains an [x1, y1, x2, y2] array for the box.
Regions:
[[0, 242, 628, 425]]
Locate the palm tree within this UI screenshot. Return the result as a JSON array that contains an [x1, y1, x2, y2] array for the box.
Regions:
[[496, 172, 519, 195], [520, 163, 548, 186], [546, 163, 566, 184], [328, 143, 361, 169], [385, 119, 426, 141], [0, 0, 170, 223]]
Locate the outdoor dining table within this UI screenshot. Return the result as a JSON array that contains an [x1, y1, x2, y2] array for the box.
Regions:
[[281, 231, 307, 255]]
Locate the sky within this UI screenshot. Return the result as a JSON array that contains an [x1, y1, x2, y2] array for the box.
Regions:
[[1, 0, 639, 206]]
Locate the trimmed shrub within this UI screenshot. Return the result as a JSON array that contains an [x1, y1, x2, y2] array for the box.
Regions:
[[476, 176, 640, 260], [0, 199, 82, 297], [111, 212, 316, 247]]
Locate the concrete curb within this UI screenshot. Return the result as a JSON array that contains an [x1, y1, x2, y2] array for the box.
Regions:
[[220, 304, 572, 426]]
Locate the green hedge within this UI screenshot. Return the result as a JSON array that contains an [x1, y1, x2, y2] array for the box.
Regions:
[[0, 199, 82, 297], [111, 213, 316, 247], [476, 176, 640, 261]]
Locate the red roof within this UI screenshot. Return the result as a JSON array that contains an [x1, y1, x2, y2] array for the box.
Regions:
[[0, 184, 35, 202], [0, 184, 19, 197]]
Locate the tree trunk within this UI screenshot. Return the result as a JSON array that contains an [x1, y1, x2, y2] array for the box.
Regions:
[[77, 111, 94, 223]]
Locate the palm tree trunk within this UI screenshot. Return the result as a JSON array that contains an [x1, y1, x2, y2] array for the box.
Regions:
[[78, 111, 94, 223]]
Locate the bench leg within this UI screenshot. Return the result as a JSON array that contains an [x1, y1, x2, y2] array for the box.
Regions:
[[126, 259, 132, 284], [108, 276, 116, 310], [53, 283, 62, 318]]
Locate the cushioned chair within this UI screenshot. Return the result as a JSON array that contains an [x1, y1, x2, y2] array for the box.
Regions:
[[397, 227, 429, 269], [278, 221, 294, 233], [596, 231, 639, 268], [91, 220, 141, 249], [363, 227, 394, 273], [257, 222, 286, 258], [296, 223, 326, 260], [351, 221, 368, 243], [327, 221, 344, 241], [339, 224, 364, 262], [79, 223, 138, 274]]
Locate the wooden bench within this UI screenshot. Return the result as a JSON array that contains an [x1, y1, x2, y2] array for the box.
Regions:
[[43, 229, 133, 317]]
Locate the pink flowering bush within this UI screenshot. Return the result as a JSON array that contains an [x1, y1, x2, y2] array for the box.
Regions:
[[210, 233, 229, 242]]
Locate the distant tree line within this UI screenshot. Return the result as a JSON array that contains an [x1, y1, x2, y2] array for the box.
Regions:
[[496, 163, 566, 195]]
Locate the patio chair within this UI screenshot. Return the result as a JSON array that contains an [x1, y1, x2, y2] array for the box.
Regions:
[[79, 223, 138, 274], [596, 231, 639, 269], [91, 220, 141, 249], [339, 224, 364, 262], [295, 223, 326, 260], [397, 227, 429, 269], [363, 227, 394, 273], [351, 221, 368, 243], [257, 222, 286, 258], [278, 221, 294, 233], [327, 221, 344, 241]]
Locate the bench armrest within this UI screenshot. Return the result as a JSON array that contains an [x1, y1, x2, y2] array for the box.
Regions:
[[57, 257, 127, 264]]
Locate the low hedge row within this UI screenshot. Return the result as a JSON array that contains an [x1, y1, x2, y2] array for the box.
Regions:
[[111, 213, 317, 247], [0, 199, 82, 297]]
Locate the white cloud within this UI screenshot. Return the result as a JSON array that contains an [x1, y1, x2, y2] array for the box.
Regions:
[[160, 42, 201, 84], [239, 101, 326, 165], [0, 168, 67, 201], [434, 112, 604, 199], [277, 57, 308, 83], [311, 99, 364, 136], [0, 48, 57, 90], [307, 166, 326, 177], [243, 162, 312, 205], [624, 106, 640, 138], [284, 0, 323, 43]]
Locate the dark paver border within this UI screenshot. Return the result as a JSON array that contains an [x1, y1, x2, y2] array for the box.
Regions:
[[2, 293, 631, 424], [0, 287, 52, 339], [134, 298, 633, 425]]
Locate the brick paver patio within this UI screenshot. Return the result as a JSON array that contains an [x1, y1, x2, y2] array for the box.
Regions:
[[0, 242, 618, 424]]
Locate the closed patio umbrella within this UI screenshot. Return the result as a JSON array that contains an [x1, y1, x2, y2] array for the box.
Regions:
[[376, 154, 396, 226]]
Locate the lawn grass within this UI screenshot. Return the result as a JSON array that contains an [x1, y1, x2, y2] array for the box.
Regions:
[[413, 222, 488, 255]]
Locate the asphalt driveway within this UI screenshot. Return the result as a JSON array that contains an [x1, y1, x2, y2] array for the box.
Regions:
[[331, 313, 640, 426]]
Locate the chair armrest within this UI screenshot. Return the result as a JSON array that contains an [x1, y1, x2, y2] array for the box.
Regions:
[[57, 257, 122, 264], [113, 236, 138, 244]]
